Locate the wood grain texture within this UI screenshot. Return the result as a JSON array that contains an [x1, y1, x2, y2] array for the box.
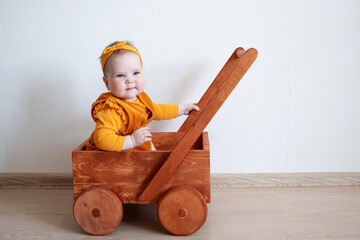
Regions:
[[1, 172, 359, 189], [73, 187, 123, 235], [139, 48, 258, 201], [72, 132, 210, 204], [157, 185, 207, 236], [210, 172, 360, 188], [0, 173, 73, 189], [1, 187, 359, 239], [151, 132, 205, 150]]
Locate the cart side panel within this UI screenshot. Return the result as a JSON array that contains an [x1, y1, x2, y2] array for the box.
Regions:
[[72, 151, 168, 203], [164, 149, 210, 203], [73, 150, 209, 204], [73, 151, 210, 204], [72, 136, 210, 204]]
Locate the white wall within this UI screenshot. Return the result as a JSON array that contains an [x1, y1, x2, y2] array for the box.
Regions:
[[0, 0, 359, 173]]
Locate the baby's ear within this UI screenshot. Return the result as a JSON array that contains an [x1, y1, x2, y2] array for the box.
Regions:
[[103, 76, 110, 90]]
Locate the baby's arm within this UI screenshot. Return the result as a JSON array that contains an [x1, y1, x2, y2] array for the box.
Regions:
[[152, 102, 199, 119], [122, 127, 152, 150], [122, 103, 199, 150], [178, 103, 200, 116], [94, 107, 153, 151]]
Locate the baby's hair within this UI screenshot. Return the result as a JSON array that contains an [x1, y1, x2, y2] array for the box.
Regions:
[[100, 41, 139, 76]]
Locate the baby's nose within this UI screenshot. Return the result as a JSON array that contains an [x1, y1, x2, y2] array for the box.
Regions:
[[125, 77, 134, 83]]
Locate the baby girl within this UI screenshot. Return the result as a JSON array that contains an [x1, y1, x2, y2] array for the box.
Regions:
[[86, 41, 199, 151]]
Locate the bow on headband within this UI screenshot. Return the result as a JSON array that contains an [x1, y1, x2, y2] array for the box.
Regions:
[[100, 41, 143, 73]]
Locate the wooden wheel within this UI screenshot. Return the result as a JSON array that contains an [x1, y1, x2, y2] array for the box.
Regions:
[[73, 187, 123, 235], [157, 185, 207, 236]]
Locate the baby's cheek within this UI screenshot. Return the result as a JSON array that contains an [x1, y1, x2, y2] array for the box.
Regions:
[[138, 82, 145, 92]]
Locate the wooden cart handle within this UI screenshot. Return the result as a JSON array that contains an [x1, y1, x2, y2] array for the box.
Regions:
[[178, 48, 245, 133], [138, 48, 258, 202]]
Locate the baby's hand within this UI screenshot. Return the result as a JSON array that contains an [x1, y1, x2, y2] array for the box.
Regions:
[[130, 127, 152, 148], [178, 103, 200, 116]]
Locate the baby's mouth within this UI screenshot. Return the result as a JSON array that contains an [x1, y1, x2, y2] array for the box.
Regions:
[[126, 87, 136, 90]]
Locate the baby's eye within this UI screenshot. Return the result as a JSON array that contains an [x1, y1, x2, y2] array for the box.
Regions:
[[117, 74, 124, 78], [134, 71, 140, 76]]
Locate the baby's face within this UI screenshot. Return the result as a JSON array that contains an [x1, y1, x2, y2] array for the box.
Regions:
[[103, 51, 145, 102]]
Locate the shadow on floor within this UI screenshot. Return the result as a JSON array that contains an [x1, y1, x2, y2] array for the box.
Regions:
[[120, 204, 167, 234]]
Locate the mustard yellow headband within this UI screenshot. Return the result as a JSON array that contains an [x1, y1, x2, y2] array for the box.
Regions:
[[100, 41, 143, 72]]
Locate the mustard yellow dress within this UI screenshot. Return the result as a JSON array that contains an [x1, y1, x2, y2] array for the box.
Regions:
[[86, 92, 178, 151]]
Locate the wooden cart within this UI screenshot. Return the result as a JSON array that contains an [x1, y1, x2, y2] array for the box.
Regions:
[[72, 47, 258, 236]]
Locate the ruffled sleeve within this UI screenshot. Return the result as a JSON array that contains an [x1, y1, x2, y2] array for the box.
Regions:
[[92, 98, 128, 125], [93, 103, 127, 151]]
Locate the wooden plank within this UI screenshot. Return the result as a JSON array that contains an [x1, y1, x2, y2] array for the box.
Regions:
[[151, 132, 184, 150], [138, 48, 258, 201], [202, 132, 210, 151], [151, 132, 203, 150], [0, 173, 73, 189], [210, 172, 360, 188], [72, 151, 170, 184], [2, 172, 360, 190], [178, 48, 244, 133], [72, 150, 210, 203]]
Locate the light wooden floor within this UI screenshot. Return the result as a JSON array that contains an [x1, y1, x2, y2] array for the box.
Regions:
[[0, 187, 359, 240]]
